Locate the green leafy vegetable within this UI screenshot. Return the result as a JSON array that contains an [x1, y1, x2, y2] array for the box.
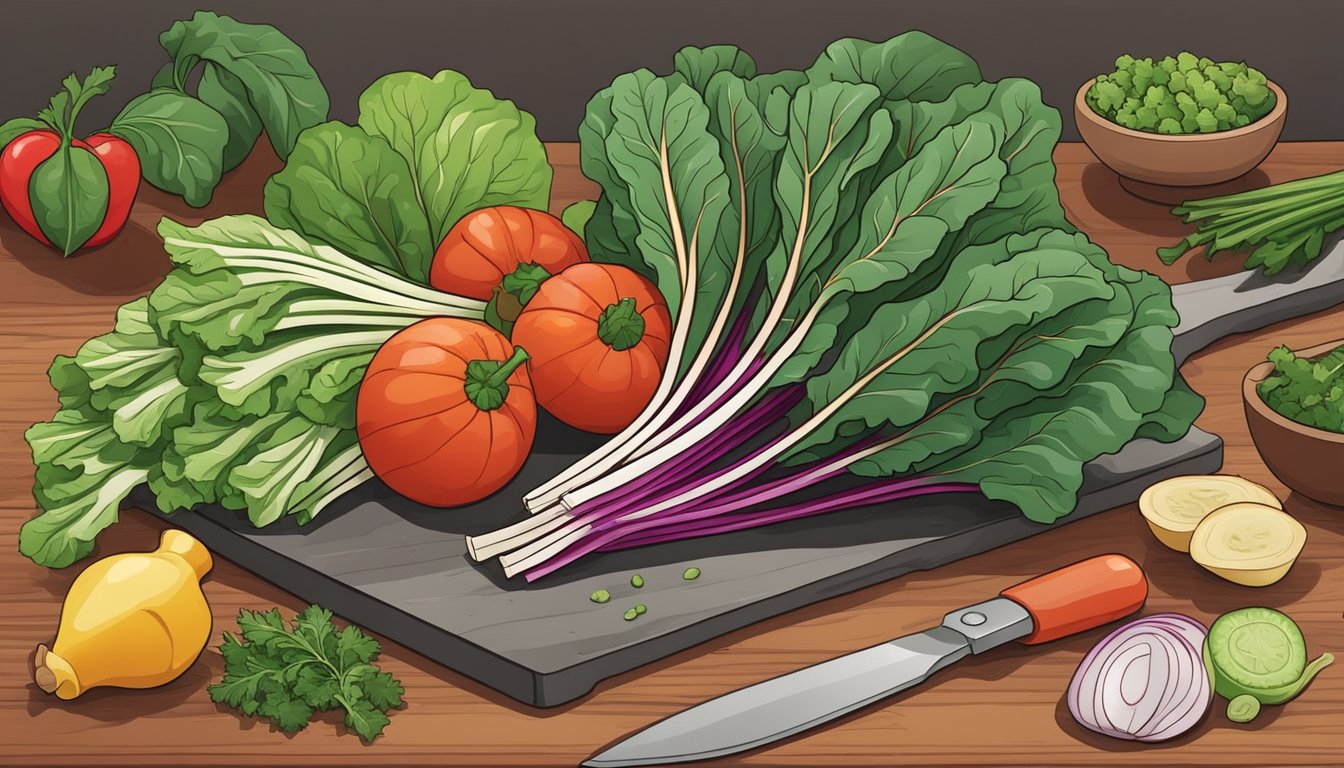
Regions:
[[159, 11, 329, 161], [1158, 170, 1344, 275], [1087, 52, 1273, 133], [357, 70, 552, 246], [265, 69, 551, 284], [21, 216, 485, 568], [470, 32, 1202, 581], [108, 11, 328, 204], [207, 605, 405, 742], [1257, 342, 1344, 433], [111, 89, 229, 207], [264, 123, 432, 280]]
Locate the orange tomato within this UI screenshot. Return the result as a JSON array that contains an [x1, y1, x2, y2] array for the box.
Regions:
[[357, 318, 536, 507], [429, 206, 587, 300], [512, 263, 671, 434]]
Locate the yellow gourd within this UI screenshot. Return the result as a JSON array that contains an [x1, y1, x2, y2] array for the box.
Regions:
[[34, 530, 214, 700]]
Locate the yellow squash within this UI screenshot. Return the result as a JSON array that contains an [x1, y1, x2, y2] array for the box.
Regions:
[[34, 530, 214, 699]]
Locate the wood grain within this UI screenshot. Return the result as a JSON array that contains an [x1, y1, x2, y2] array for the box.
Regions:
[[1, 143, 1341, 767]]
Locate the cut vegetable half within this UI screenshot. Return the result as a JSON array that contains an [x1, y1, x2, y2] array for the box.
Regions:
[[1138, 475, 1281, 553], [1066, 613, 1212, 742], [1189, 502, 1305, 587], [1204, 606, 1334, 722]]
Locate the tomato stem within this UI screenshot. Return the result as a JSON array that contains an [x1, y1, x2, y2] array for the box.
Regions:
[[598, 297, 645, 351], [490, 346, 531, 386], [464, 346, 531, 411]]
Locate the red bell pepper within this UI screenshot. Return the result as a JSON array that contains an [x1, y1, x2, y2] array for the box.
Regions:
[[0, 67, 140, 255]]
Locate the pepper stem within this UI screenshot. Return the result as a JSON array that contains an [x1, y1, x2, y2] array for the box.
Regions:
[[464, 346, 530, 411], [597, 297, 645, 351]]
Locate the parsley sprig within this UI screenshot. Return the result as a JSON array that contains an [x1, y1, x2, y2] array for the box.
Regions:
[[207, 605, 405, 742]]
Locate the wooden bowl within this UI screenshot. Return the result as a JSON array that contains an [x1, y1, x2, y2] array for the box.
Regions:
[[1075, 79, 1287, 203], [1243, 338, 1344, 507]]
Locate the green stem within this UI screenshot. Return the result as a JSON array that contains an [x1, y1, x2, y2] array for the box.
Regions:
[[464, 346, 530, 411], [487, 346, 530, 387], [597, 297, 646, 351]]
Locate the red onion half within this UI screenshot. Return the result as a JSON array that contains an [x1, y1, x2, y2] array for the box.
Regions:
[[1067, 613, 1212, 742]]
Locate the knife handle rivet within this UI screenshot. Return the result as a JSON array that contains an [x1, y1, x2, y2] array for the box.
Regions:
[[960, 611, 987, 626]]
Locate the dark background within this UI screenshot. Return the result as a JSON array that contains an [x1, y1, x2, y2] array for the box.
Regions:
[[2, 0, 1341, 142]]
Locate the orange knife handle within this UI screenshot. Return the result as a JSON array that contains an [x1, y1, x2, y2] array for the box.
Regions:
[[1000, 554, 1147, 645]]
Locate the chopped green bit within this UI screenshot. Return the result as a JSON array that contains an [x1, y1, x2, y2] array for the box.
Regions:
[[634, 603, 647, 615], [630, 574, 644, 588], [682, 567, 701, 581], [623, 608, 639, 621], [590, 589, 611, 604], [1257, 343, 1344, 433], [1086, 51, 1274, 134]]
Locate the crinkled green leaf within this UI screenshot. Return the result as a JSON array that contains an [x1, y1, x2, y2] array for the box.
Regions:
[[263, 123, 433, 281], [807, 31, 982, 105], [357, 69, 551, 247]]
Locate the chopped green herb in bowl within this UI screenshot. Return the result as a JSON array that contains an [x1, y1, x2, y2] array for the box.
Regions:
[[1243, 339, 1344, 507], [1257, 343, 1344, 433], [1086, 52, 1275, 134]]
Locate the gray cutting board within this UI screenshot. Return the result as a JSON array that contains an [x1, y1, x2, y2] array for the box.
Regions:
[[138, 235, 1344, 708]]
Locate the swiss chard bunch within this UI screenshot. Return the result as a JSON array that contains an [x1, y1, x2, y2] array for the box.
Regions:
[[208, 605, 405, 742]]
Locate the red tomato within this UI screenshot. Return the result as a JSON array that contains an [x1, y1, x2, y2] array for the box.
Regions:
[[0, 130, 140, 251], [357, 318, 536, 507], [430, 206, 587, 300], [513, 263, 672, 434]]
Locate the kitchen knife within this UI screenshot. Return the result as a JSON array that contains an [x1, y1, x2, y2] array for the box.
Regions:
[[583, 553, 1147, 767]]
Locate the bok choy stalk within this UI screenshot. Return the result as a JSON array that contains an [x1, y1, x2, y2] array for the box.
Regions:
[[21, 216, 485, 568], [468, 32, 1202, 580]]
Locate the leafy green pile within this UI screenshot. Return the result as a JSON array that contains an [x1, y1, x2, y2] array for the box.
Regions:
[[21, 70, 553, 569], [472, 32, 1205, 580], [1258, 343, 1344, 433], [1087, 52, 1274, 135], [208, 605, 404, 742]]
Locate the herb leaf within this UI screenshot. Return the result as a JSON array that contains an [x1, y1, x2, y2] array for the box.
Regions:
[[207, 605, 405, 743]]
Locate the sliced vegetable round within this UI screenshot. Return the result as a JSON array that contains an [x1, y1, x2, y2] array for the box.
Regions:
[[429, 206, 588, 300], [356, 318, 535, 507], [1189, 502, 1305, 586], [513, 263, 671, 434], [1204, 606, 1334, 723], [1067, 613, 1212, 742], [1138, 475, 1280, 553]]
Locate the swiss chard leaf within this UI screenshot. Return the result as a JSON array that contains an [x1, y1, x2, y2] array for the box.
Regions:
[[598, 70, 735, 374], [794, 230, 1112, 452], [807, 32, 982, 105]]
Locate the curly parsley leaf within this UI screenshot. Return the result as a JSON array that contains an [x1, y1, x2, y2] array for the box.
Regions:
[[207, 605, 404, 742]]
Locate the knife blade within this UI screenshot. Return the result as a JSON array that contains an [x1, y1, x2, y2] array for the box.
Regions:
[[584, 554, 1147, 767]]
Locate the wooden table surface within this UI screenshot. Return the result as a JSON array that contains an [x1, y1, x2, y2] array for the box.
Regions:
[[1, 142, 1341, 767]]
